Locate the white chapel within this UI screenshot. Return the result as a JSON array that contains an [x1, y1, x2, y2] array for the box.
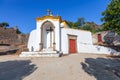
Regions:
[[20, 10, 116, 57]]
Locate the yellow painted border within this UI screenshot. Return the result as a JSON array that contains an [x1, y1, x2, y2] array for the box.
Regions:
[[61, 20, 67, 28], [36, 16, 62, 22]]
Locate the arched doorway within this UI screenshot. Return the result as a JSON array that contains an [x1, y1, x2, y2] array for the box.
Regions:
[[40, 21, 55, 51]]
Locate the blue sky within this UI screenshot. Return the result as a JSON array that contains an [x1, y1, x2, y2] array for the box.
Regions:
[[0, 0, 110, 33]]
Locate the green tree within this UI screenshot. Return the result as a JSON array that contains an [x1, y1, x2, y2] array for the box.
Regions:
[[14, 26, 22, 34], [74, 18, 85, 28], [67, 21, 75, 28], [101, 0, 120, 34], [0, 22, 9, 28], [81, 25, 93, 32], [16, 28, 21, 34], [67, 17, 85, 29]]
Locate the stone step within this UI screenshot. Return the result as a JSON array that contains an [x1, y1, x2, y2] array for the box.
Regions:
[[19, 52, 60, 57], [40, 51, 57, 54], [42, 48, 53, 51]]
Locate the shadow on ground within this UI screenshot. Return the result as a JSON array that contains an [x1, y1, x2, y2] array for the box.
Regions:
[[0, 60, 37, 80], [81, 57, 120, 80]]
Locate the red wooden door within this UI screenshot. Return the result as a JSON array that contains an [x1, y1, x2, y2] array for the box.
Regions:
[[69, 39, 76, 53], [98, 34, 102, 42]]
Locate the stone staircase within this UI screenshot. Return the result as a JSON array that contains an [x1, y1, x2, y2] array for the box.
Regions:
[[40, 48, 57, 54], [19, 48, 62, 57]]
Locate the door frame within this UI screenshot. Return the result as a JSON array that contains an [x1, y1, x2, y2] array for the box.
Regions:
[[68, 34, 77, 53], [98, 34, 102, 42]]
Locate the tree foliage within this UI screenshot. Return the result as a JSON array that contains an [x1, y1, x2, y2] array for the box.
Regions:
[[16, 28, 21, 34], [67, 18, 104, 33], [0, 22, 22, 34], [101, 0, 120, 34], [67, 18, 85, 29], [13, 26, 22, 34], [67, 21, 75, 28], [0, 22, 9, 28], [80, 24, 104, 33], [80, 25, 93, 32], [74, 18, 85, 28]]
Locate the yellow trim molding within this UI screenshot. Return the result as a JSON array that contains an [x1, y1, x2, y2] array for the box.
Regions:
[[36, 16, 62, 22], [61, 20, 67, 28]]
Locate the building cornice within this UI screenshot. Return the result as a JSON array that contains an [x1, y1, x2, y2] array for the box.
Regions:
[[36, 16, 62, 22]]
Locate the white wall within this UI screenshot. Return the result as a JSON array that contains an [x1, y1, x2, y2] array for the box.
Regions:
[[61, 28, 116, 54], [78, 44, 117, 54], [27, 30, 39, 51], [28, 19, 61, 52], [61, 28, 93, 54]]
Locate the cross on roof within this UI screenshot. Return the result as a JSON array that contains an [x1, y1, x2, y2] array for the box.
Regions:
[[46, 9, 52, 16]]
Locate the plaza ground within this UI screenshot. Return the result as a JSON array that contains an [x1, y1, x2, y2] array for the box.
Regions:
[[0, 53, 120, 80]]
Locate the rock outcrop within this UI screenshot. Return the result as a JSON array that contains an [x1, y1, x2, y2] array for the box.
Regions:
[[0, 27, 29, 55], [0, 27, 29, 45]]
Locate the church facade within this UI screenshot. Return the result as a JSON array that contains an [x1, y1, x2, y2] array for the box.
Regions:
[[28, 15, 116, 53], [27, 15, 93, 54], [20, 12, 117, 57]]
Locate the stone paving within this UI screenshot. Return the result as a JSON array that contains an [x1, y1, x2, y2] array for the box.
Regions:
[[0, 54, 120, 80]]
